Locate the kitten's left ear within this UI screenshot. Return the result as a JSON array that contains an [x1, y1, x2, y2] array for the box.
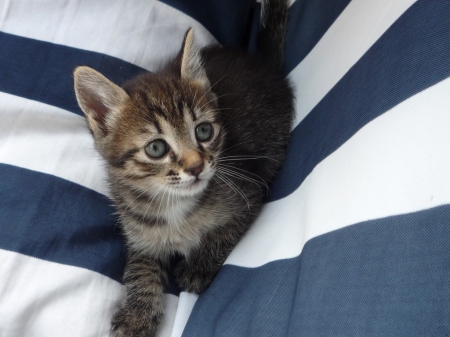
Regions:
[[180, 29, 211, 89]]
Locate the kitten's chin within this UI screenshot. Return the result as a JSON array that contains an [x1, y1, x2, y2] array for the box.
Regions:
[[176, 178, 209, 197]]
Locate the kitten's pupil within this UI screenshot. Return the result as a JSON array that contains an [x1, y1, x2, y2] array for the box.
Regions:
[[145, 139, 168, 158], [195, 123, 213, 142]]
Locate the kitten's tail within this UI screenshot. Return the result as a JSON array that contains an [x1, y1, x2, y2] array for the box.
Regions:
[[259, 0, 289, 70]]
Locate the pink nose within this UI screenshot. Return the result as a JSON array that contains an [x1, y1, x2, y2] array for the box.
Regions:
[[184, 161, 204, 177]]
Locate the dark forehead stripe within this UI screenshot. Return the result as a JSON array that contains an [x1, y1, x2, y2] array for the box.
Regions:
[[128, 89, 165, 133], [153, 105, 170, 122], [178, 96, 198, 122], [167, 80, 196, 122], [187, 104, 197, 121], [177, 99, 187, 119], [143, 93, 169, 123], [131, 83, 170, 122], [187, 85, 207, 121], [152, 117, 162, 134]]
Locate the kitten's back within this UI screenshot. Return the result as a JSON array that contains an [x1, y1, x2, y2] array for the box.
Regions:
[[200, 46, 293, 182]]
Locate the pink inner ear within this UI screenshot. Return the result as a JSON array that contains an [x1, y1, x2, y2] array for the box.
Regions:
[[87, 100, 109, 134]]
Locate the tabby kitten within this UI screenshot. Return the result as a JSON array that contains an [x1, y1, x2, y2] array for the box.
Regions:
[[73, 1, 293, 336]]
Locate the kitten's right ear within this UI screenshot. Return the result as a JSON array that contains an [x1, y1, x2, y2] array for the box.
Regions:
[[74, 66, 129, 138]]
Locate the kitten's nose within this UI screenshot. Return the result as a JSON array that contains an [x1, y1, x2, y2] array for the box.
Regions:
[[184, 161, 204, 177], [183, 151, 204, 177]]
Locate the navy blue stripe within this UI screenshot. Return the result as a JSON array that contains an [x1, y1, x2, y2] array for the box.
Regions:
[[184, 204, 450, 336], [284, 0, 351, 74], [269, 0, 450, 202], [0, 164, 125, 281], [161, 0, 256, 48], [0, 164, 180, 295], [0, 32, 146, 115]]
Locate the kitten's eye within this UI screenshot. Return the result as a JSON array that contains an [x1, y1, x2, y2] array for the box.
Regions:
[[195, 123, 213, 142], [145, 139, 169, 158]]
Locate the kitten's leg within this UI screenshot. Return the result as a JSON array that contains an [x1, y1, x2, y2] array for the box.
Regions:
[[111, 251, 166, 337], [175, 222, 249, 294]]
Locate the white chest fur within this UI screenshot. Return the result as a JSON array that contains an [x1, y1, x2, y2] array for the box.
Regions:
[[122, 194, 225, 260]]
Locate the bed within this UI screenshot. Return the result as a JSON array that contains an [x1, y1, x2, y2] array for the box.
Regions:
[[1, 0, 449, 336]]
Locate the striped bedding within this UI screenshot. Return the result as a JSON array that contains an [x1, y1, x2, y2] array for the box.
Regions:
[[1, 0, 449, 336]]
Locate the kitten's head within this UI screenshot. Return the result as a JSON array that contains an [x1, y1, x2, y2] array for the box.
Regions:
[[74, 29, 224, 197]]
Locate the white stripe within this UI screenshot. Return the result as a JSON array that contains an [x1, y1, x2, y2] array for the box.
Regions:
[[0, 249, 180, 337], [0, 92, 109, 197], [0, 0, 216, 71], [289, 0, 417, 128], [226, 76, 450, 268], [159, 293, 179, 337], [0, 249, 121, 337], [170, 292, 199, 337]]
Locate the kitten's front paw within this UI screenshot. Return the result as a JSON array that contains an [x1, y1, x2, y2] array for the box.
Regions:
[[175, 260, 217, 294], [110, 304, 162, 337]]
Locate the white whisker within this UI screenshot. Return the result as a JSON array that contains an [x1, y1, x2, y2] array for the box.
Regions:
[[212, 107, 233, 112], [212, 175, 222, 187], [215, 172, 250, 213], [216, 155, 279, 163], [194, 75, 227, 109], [214, 142, 245, 158], [216, 166, 268, 192], [198, 93, 234, 111], [217, 164, 269, 190]]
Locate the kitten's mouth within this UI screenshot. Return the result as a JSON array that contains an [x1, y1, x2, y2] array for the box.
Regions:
[[174, 170, 213, 195], [190, 177, 205, 187], [186, 176, 208, 192]]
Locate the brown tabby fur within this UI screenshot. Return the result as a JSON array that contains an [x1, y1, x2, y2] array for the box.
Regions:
[[73, 1, 293, 336]]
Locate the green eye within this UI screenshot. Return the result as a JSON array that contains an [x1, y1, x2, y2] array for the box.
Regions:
[[195, 123, 213, 142], [145, 139, 169, 158]]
